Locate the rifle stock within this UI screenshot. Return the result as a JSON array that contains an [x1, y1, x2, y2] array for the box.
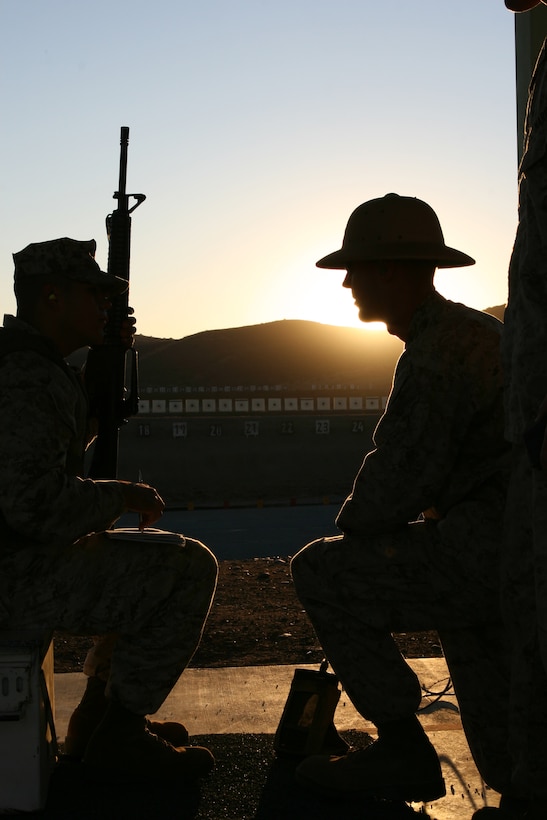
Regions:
[[87, 126, 145, 479]]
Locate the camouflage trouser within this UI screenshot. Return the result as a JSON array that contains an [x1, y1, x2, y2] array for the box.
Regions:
[[0, 532, 218, 715], [291, 525, 511, 793], [502, 446, 547, 800]]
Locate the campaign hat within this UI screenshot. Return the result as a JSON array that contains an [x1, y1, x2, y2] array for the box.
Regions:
[[316, 193, 475, 270]]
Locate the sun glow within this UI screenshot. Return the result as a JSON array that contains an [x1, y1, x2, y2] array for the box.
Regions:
[[272, 265, 389, 332], [359, 321, 387, 332], [255, 259, 369, 330]]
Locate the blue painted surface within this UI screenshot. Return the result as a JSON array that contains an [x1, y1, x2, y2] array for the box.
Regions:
[[117, 504, 341, 560]]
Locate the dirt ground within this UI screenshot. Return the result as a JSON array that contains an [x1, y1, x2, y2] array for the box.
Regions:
[[53, 557, 442, 673]]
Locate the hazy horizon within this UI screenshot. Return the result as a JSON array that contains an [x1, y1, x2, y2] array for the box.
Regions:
[[135, 302, 506, 343]]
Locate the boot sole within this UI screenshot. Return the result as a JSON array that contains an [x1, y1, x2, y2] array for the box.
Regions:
[[296, 769, 446, 803], [83, 754, 214, 787], [83, 763, 212, 787]]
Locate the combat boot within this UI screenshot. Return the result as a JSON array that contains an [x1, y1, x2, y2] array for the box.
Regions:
[[472, 794, 547, 818], [65, 675, 189, 759], [322, 724, 351, 756], [296, 716, 445, 803], [83, 700, 214, 784]]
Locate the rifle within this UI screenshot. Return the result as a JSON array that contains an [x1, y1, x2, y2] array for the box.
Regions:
[[87, 126, 146, 479]]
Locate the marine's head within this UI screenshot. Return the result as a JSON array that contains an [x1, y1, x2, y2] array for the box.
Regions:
[[11, 238, 126, 355], [316, 193, 475, 340], [315, 193, 474, 272]]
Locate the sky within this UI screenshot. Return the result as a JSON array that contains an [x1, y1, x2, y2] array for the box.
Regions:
[[0, 1, 531, 340]]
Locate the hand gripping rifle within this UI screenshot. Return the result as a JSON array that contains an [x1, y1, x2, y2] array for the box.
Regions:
[[87, 126, 145, 479]]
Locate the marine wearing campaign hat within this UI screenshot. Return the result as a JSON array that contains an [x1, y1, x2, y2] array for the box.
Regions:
[[316, 193, 475, 270]]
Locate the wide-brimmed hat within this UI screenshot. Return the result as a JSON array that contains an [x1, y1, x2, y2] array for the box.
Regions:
[[316, 193, 475, 270], [13, 237, 128, 295], [504, 1, 544, 12]]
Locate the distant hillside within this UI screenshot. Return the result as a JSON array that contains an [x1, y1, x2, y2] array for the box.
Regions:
[[135, 320, 404, 390], [135, 306, 505, 390], [484, 304, 505, 323], [115, 307, 506, 505]]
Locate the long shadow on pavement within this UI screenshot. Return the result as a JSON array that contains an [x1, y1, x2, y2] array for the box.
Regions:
[[5, 732, 434, 819]]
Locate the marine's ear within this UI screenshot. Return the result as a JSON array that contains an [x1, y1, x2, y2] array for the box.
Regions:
[[41, 282, 63, 309]]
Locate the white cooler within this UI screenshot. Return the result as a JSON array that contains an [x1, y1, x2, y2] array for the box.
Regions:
[[0, 631, 56, 812]]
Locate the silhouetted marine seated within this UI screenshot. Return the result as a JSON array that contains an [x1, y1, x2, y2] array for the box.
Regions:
[[0, 237, 218, 784], [290, 193, 511, 805]]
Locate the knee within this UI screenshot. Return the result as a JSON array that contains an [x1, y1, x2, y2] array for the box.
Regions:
[[183, 538, 219, 591], [291, 537, 324, 592], [290, 544, 308, 584], [291, 535, 345, 594]]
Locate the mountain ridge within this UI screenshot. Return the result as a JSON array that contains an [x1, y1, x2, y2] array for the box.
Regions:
[[135, 305, 505, 390], [135, 319, 403, 390]]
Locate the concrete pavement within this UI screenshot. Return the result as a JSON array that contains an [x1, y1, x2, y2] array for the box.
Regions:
[[52, 658, 501, 819]]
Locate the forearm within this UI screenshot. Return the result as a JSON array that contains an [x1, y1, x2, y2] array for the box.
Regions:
[[2, 474, 126, 544]]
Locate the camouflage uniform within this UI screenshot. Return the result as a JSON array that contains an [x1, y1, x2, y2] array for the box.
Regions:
[[292, 291, 512, 792], [501, 39, 547, 801], [0, 315, 217, 715]]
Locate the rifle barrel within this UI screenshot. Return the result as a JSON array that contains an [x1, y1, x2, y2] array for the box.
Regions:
[[87, 126, 143, 480], [117, 126, 129, 206]]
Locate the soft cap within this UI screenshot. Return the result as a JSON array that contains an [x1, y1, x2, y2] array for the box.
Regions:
[[13, 238, 128, 295]]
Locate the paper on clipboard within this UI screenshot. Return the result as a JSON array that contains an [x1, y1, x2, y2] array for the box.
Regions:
[[105, 528, 186, 546]]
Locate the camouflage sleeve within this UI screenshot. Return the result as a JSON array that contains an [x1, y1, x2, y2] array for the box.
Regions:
[[68, 364, 99, 450], [0, 351, 125, 545], [503, 42, 547, 440], [336, 349, 490, 535]]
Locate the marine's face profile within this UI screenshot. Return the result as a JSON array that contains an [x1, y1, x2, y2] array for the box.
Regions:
[[52, 280, 113, 351], [343, 262, 391, 324]]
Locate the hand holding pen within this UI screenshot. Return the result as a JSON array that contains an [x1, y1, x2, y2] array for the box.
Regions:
[[119, 478, 165, 530]]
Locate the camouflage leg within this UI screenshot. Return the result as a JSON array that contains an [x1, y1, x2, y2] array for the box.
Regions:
[[291, 530, 508, 788], [503, 446, 547, 800], [1, 534, 218, 715], [99, 536, 218, 715], [532, 466, 547, 675], [291, 530, 448, 723], [438, 625, 511, 794]]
